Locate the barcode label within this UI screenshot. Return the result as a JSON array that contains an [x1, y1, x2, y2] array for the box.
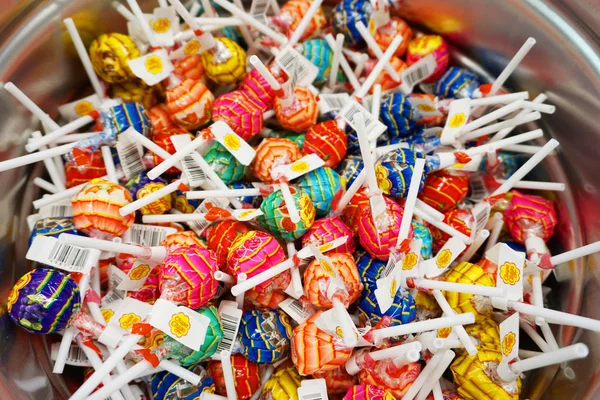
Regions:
[[39, 202, 73, 218], [116, 133, 145, 180], [216, 301, 243, 355], [49, 243, 91, 272], [469, 173, 489, 202], [289, 63, 299, 94], [26, 236, 100, 274], [339, 100, 387, 142], [181, 155, 206, 188], [279, 298, 313, 324], [189, 198, 230, 235], [318, 93, 350, 114], [108, 265, 127, 299], [102, 290, 124, 307], [381, 254, 398, 278], [50, 343, 92, 367], [297, 379, 328, 400], [249, 0, 269, 25], [472, 201, 491, 235], [400, 54, 437, 94], [122, 224, 177, 247], [275, 48, 318, 87]]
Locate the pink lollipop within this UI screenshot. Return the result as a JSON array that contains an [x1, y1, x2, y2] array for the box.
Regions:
[[119, 262, 160, 304], [503, 191, 557, 260], [212, 90, 265, 140], [227, 230, 290, 293], [357, 197, 412, 261], [158, 244, 219, 309], [239, 68, 278, 112], [302, 216, 356, 254], [343, 384, 396, 400]]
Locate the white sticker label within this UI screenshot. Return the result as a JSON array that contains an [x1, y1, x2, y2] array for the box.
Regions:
[[116, 132, 145, 180], [39, 201, 73, 218], [408, 96, 443, 118], [297, 379, 329, 400], [314, 308, 359, 345], [249, 0, 270, 25], [128, 49, 174, 86], [170, 33, 216, 60], [181, 154, 207, 188], [231, 208, 263, 221], [296, 236, 350, 259], [117, 259, 158, 291], [340, 100, 387, 142], [369, 8, 391, 30], [496, 244, 524, 302], [275, 48, 319, 87], [424, 237, 467, 278], [214, 300, 243, 357], [150, 7, 177, 48], [440, 98, 471, 145], [58, 94, 101, 122], [50, 343, 93, 367], [210, 121, 256, 166], [399, 239, 423, 278], [27, 236, 100, 274], [318, 93, 351, 114], [499, 312, 519, 363], [122, 223, 177, 247], [99, 297, 153, 348], [399, 54, 437, 94], [279, 298, 313, 324], [272, 154, 325, 181], [149, 299, 210, 351], [108, 265, 127, 298]]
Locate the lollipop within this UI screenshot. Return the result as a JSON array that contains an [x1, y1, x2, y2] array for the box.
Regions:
[[151, 128, 195, 175], [302, 216, 355, 254], [343, 384, 396, 400], [337, 156, 364, 189], [158, 244, 219, 309], [355, 249, 387, 291], [434, 67, 481, 99], [274, 87, 319, 133], [411, 221, 433, 259], [239, 309, 293, 364], [148, 104, 176, 134], [379, 93, 419, 139], [357, 361, 421, 399], [252, 138, 302, 183], [245, 288, 287, 309], [151, 364, 215, 400], [120, 262, 160, 304], [406, 34, 449, 83], [429, 208, 474, 253], [125, 173, 173, 215], [357, 288, 416, 327], [291, 311, 354, 375], [332, 0, 372, 47], [7, 268, 81, 334], [261, 365, 303, 400], [340, 188, 369, 233], [204, 220, 251, 267], [72, 178, 135, 239], [227, 231, 290, 293], [199, 37, 247, 85], [173, 187, 201, 213], [212, 90, 265, 140], [375, 149, 427, 199], [109, 79, 160, 109], [303, 120, 348, 168], [304, 252, 362, 307], [165, 78, 214, 130], [442, 262, 495, 317], [65, 149, 107, 188], [503, 191, 557, 260], [89, 33, 140, 83], [372, 17, 413, 57], [298, 38, 336, 85], [364, 57, 406, 93], [204, 141, 247, 184], [418, 170, 469, 213], [314, 367, 358, 396], [207, 354, 262, 400], [173, 55, 206, 82], [259, 188, 316, 241], [161, 231, 205, 250], [272, 0, 327, 41], [229, 181, 264, 208], [240, 68, 277, 112], [28, 217, 81, 247], [296, 167, 342, 217]]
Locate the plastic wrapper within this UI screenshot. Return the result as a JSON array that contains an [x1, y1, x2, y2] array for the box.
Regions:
[[343, 384, 397, 400], [120, 262, 160, 304], [204, 220, 251, 267], [274, 87, 319, 133], [302, 216, 356, 254], [337, 155, 364, 190], [200, 37, 247, 85], [72, 178, 135, 239], [229, 181, 264, 208], [207, 354, 262, 400], [65, 149, 107, 188], [418, 170, 469, 213], [271, 0, 326, 41], [379, 93, 420, 139], [365, 56, 406, 93], [411, 94, 445, 127], [355, 249, 387, 291], [412, 221, 433, 259], [434, 67, 481, 99], [148, 103, 176, 134], [151, 364, 215, 400], [166, 78, 214, 130], [161, 231, 205, 250], [89, 33, 140, 83], [406, 34, 450, 83], [261, 365, 303, 400], [442, 262, 495, 318], [314, 367, 358, 395], [252, 138, 302, 183], [304, 252, 363, 308], [414, 291, 442, 321], [298, 39, 344, 85], [296, 167, 343, 217], [429, 208, 474, 252], [239, 308, 293, 363], [480, 151, 528, 179], [291, 311, 354, 375], [373, 17, 413, 57], [375, 148, 428, 198], [7, 268, 81, 334], [151, 128, 194, 175], [125, 172, 172, 215], [204, 141, 248, 184], [173, 187, 201, 213], [341, 187, 369, 234], [332, 0, 372, 46], [158, 244, 219, 308], [259, 188, 316, 241], [28, 217, 81, 248], [358, 288, 416, 327], [109, 79, 161, 110], [173, 54, 206, 82], [240, 68, 277, 112], [213, 90, 265, 140], [227, 230, 290, 293], [245, 288, 287, 309], [357, 359, 421, 399], [303, 120, 348, 169]]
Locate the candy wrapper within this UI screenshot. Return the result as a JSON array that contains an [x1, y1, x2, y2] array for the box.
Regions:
[[213, 90, 265, 140], [379, 93, 419, 139], [239, 308, 293, 363], [166, 79, 214, 130], [125, 172, 173, 215], [229, 181, 264, 208], [343, 384, 396, 400], [375, 148, 428, 198], [443, 262, 495, 318], [151, 364, 215, 400], [332, 0, 372, 46], [358, 288, 416, 327], [314, 367, 358, 395], [372, 17, 413, 57], [357, 360, 421, 399], [434, 67, 481, 99], [304, 252, 363, 308], [173, 55, 206, 82], [204, 141, 248, 184], [272, 0, 326, 41], [208, 354, 262, 400], [302, 216, 355, 254], [429, 209, 473, 252], [109, 79, 161, 109], [406, 34, 449, 83], [28, 217, 81, 248], [161, 231, 205, 250], [418, 170, 469, 213], [65, 150, 106, 187], [412, 221, 433, 259], [252, 138, 302, 183], [303, 120, 348, 169], [261, 365, 303, 400], [296, 167, 343, 217], [89, 33, 140, 83], [204, 220, 251, 267], [240, 68, 277, 112], [274, 87, 319, 133], [259, 188, 316, 241], [200, 37, 247, 85]]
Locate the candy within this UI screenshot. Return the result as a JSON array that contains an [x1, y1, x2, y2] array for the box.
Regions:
[[173, 187, 201, 213], [125, 172, 172, 215], [261, 365, 303, 400], [173, 55, 206, 82], [65, 150, 107, 187], [313, 367, 358, 395], [200, 37, 247, 85], [375, 149, 427, 198], [442, 262, 495, 317], [357, 288, 416, 327], [372, 17, 413, 57], [434, 67, 481, 99], [411, 221, 433, 259], [274, 87, 319, 132], [429, 208, 474, 252], [298, 38, 336, 85], [148, 104, 176, 134], [239, 309, 293, 363], [151, 128, 194, 175], [109, 79, 160, 109], [337, 155, 364, 189], [28, 217, 81, 247], [332, 0, 372, 47], [303, 120, 348, 168], [89, 33, 140, 83], [208, 354, 262, 400], [151, 364, 215, 400], [212, 90, 265, 140], [240, 68, 277, 111], [204, 220, 251, 267], [229, 181, 264, 208], [7, 268, 81, 334], [364, 56, 406, 93], [355, 249, 387, 290], [204, 141, 247, 184], [418, 170, 469, 212], [340, 188, 369, 233], [343, 384, 396, 400], [272, 0, 326, 41], [166, 79, 214, 130], [356, 360, 421, 399], [296, 167, 343, 217], [120, 262, 160, 304], [245, 288, 288, 309], [72, 178, 135, 239], [302, 216, 355, 254], [158, 244, 219, 308], [304, 252, 363, 308], [291, 311, 353, 375], [161, 231, 205, 250], [406, 35, 449, 83], [259, 188, 316, 241], [379, 93, 419, 139], [252, 138, 302, 183]]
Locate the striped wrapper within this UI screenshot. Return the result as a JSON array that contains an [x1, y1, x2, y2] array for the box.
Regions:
[[148, 104, 176, 134], [151, 129, 194, 175], [342, 384, 397, 400], [240, 68, 275, 112], [200, 37, 247, 85], [213, 90, 265, 140], [274, 0, 327, 41], [65, 150, 106, 188], [406, 34, 450, 83], [110, 80, 160, 110], [89, 33, 140, 83], [207, 354, 262, 400], [245, 288, 287, 309], [158, 244, 219, 309], [166, 79, 214, 130], [151, 364, 215, 400], [302, 215, 356, 254], [355, 249, 387, 291], [372, 17, 413, 57], [252, 138, 302, 183], [274, 87, 319, 132], [161, 231, 205, 251], [313, 367, 358, 395], [204, 220, 250, 268], [122, 263, 160, 304], [442, 262, 495, 318], [430, 208, 473, 253], [259, 188, 316, 241], [173, 54, 206, 82], [332, 0, 372, 47], [299, 38, 333, 85], [303, 120, 348, 168], [379, 93, 418, 139], [297, 167, 343, 217], [204, 141, 247, 184], [434, 67, 481, 100], [357, 361, 421, 399], [503, 191, 557, 244], [365, 56, 407, 93], [125, 173, 172, 215], [239, 309, 293, 364], [291, 311, 353, 375], [375, 148, 427, 198], [418, 170, 470, 212], [357, 287, 416, 327], [341, 188, 370, 234], [262, 366, 303, 400]]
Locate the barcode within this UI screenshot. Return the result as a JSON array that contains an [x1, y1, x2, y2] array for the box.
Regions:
[[189, 218, 211, 235], [129, 225, 169, 247], [68, 346, 88, 364], [51, 343, 92, 366], [217, 313, 241, 353], [117, 143, 144, 180], [102, 290, 124, 307], [182, 155, 206, 188], [198, 198, 230, 213], [301, 394, 323, 400], [340, 100, 385, 140], [48, 243, 91, 272], [320, 94, 348, 111], [404, 64, 431, 88], [275, 49, 316, 87], [289, 63, 299, 93], [40, 203, 73, 218], [469, 174, 488, 202], [249, 0, 269, 25], [472, 202, 491, 234], [381, 255, 397, 278]]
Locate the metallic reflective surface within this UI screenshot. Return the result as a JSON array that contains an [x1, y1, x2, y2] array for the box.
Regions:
[[0, 0, 599, 399]]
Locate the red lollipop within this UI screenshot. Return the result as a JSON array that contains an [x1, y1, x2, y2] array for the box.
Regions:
[[418, 170, 470, 212], [303, 120, 348, 168], [203, 220, 251, 267], [364, 57, 406, 93], [429, 208, 474, 253], [65, 149, 106, 188], [302, 216, 356, 255], [207, 354, 261, 400], [341, 188, 369, 235], [151, 129, 194, 175], [372, 17, 413, 58]]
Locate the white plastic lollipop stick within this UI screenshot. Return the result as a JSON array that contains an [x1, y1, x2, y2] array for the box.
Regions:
[[33, 179, 89, 209], [396, 158, 426, 246], [431, 290, 478, 355], [30, 131, 66, 190], [324, 34, 361, 92], [147, 136, 207, 179], [250, 365, 275, 400], [371, 84, 382, 120], [3, 82, 60, 130], [355, 21, 401, 81], [199, 0, 216, 17], [285, 0, 324, 48], [372, 313, 475, 342], [432, 382, 444, 400], [49, 132, 96, 143], [413, 207, 471, 243], [469, 91, 530, 106], [123, 128, 181, 171], [26, 113, 99, 152], [279, 183, 301, 223], [33, 177, 58, 193], [466, 130, 545, 159], [457, 229, 489, 262], [194, 17, 242, 25], [112, 1, 136, 21], [354, 53, 369, 78], [490, 93, 547, 142], [53, 327, 77, 374], [168, 0, 203, 31], [332, 297, 359, 348], [413, 278, 506, 298], [497, 343, 588, 382], [86, 360, 151, 400], [58, 234, 167, 262], [484, 214, 504, 253], [141, 211, 229, 224], [550, 241, 600, 266], [354, 34, 403, 98], [285, 242, 304, 299], [334, 170, 366, 216], [491, 139, 560, 196], [0, 141, 76, 173], [215, 271, 235, 284], [120, 179, 184, 216], [522, 101, 555, 114], [415, 350, 455, 400], [457, 100, 525, 138], [249, 55, 294, 109], [229, 0, 253, 45], [101, 146, 118, 183], [329, 34, 344, 89], [496, 179, 565, 191], [401, 351, 445, 400], [415, 199, 445, 221], [126, 0, 160, 47], [460, 111, 541, 142], [502, 300, 600, 331], [235, 274, 247, 308], [220, 351, 237, 400], [503, 144, 545, 154], [212, 0, 287, 44], [520, 321, 552, 352], [345, 343, 422, 375], [231, 257, 296, 296], [519, 349, 544, 359], [187, 187, 261, 199], [64, 18, 104, 99]]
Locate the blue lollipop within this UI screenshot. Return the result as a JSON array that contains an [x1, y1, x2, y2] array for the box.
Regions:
[[239, 309, 293, 364]]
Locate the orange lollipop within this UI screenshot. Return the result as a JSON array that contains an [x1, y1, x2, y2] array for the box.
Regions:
[[274, 87, 319, 132], [252, 138, 302, 183]]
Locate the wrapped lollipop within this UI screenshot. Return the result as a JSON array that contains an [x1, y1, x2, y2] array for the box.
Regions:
[[252, 138, 302, 183], [337, 156, 364, 189], [442, 262, 495, 318], [199, 37, 247, 85], [259, 188, 316, 241], [109, 79, 160, 109], [261, 365, 303, 400], [8, 268, 81, 334], [429, 209, 474, 253], [434, 67, 481, 99], [240, 67, 278, 112], [343, 384, 396, 400], [229, 181, 264, 208], [271, 0, 327, 41], [412, 221, 433, 259], [28, 217, 81, 247], [204, 142, 247, 184], [212, 90, 266, 140], [89, 33, 140, 83], [204, 220, 251, 267], [303, 120, 348, 169], [302, 216, 355, 254], [364, 57, 406, 93], [239, 309, 293, 364], [418, 170, 469, 213], [207, 354, 262, 400], [274, 86, 319, 133], [65, 149, 107, 187], [172, 55, 206, 82], [372, 17, 413, 57], [357, 288, 416, 327], [503, 191, 557, 262], [379, 93, 419, 139], [72, 178, 135, 239], [165, 78, 214, 130], [125, 172, 173, 215], [151, 128, 194, 175], [298, 38, 340, 85], [406, 35, 449, 83], [151, 364, 215, 400], [161, 231, 205, 251], [357, 360, 421, 399], [296, 167, 343, 217], [245, 288, 287, 309], [332, 0, 372, 46], [119, 262, 160, 304], [313, 367, 358, 396], [291, 311, 354, 375], [339, 188, 369, 234], [149, 104, 176, 134], [375, 148, 428, 199]]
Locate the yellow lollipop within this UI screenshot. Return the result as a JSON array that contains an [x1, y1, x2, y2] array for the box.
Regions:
[[200, 37, 247, 85], [89, 33, 140, 83]]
